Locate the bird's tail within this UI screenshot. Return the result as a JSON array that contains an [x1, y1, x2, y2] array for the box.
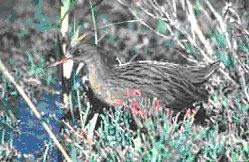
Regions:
[[185, 61, 220, 84]]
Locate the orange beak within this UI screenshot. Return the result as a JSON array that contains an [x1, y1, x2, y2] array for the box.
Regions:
[[48, 57, 73, 68]]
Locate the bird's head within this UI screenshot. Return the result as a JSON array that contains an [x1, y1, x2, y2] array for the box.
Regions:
[[69, 44, 100, 65], [48, 44, 99, 67], [49, 43, 120, 70], [71, 43, 121, 67]]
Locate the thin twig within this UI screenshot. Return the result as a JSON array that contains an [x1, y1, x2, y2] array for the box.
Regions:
[[98, 19, 141, 30], [89, 0, 98, 45], [186, 0, 213, 56]]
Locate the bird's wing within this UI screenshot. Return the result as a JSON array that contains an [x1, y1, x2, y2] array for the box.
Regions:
[[178, 61, 220, 84], [111, 62, 208, 109]]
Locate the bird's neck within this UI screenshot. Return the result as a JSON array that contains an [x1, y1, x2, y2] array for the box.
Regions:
[[84, 53, 111, 76], [84, 55, 111, 97], [86, 62, 110, 79]]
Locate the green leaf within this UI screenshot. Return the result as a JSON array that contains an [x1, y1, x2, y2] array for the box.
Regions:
[[194, 0, 202, 16], [215, 51, 234, 69], [210, 31, 226, 48], [239, 42, 249, 54], [71, 25, 81, 47], [183, 42, 199, 57], [156, 19, 167, 34]]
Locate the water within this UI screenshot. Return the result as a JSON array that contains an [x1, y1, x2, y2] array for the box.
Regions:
[[13, 93, 63, 160]]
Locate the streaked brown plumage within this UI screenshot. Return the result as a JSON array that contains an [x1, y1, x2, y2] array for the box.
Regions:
[[70, 44, 219, 111]]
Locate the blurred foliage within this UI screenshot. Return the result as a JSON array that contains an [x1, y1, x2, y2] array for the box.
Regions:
[[0, 0, 248, 161], [156, 19, 167, 34]]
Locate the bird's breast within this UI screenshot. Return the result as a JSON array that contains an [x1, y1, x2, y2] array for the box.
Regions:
[[87, 64, 125, 106]]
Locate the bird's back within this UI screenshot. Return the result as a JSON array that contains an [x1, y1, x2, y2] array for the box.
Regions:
[[102, 61, 219, 111]]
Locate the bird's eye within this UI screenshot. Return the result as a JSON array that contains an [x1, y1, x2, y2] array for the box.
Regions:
[[76, 49, 81, 54]]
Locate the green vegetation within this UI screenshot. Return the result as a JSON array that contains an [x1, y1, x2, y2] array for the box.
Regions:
[[0, 0, 248, 161]]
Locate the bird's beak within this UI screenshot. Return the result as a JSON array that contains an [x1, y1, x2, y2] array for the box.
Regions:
[[48, 56, 76, 79], [48, 57, 73, 68]]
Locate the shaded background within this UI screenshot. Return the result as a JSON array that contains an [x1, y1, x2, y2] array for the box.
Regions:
[[0, 0, 249, 161]]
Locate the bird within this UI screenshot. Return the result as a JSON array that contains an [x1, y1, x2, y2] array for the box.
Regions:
[[57, 43, 220, 115]]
